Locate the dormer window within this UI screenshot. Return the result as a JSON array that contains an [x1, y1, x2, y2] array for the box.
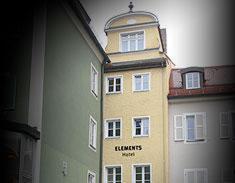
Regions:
[[121, 31, 144, 52], [185, 72, 200, 89]]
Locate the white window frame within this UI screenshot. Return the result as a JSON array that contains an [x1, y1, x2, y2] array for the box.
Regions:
[[119, 30, 145, 52], [184, 168, 208, 183], [87, 170, 96, 183], [90, 63, 98, 98], [106, 75, 123, 94], [104, 118, 122, 139], [132, 116, 150, 138], [173, 112, 206, 143], [185, 72, 200, 89], [132, 163, 152, 183], [104, 165, 122, 183], [132, 72, 151, 92], [89, 115, 97, 152]]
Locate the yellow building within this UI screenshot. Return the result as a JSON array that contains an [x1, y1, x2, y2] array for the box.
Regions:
[[103, 3, 172, 183]]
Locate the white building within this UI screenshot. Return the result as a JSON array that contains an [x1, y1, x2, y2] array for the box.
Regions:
[[168, 66, 235, 183]]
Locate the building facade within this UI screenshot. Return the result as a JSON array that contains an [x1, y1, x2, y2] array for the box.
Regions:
[[102, 4, 172, 183], [1, 0, 109, 183], [168, 66, 235, 183]]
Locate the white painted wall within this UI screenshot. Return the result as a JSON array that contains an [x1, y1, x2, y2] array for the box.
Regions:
[[169, 96, 235, 183]]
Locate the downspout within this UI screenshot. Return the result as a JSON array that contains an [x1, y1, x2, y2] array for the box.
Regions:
[[99, 60, 105, 183]]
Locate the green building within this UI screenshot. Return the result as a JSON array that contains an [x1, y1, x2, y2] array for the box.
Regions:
[[1, 0, 109, 183]]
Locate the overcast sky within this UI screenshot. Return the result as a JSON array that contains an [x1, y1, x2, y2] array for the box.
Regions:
[[80, 0, 233, 67]]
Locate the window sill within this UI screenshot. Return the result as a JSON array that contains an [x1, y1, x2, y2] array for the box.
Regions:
[[133, 135, 149, 138], [106, 92, 122, 95], [105, 136, 121, 140], [89, 144, 97, 152], [91, 90, 98, 99], [185, 87, 201, 90], [133, 89, 150, 93]]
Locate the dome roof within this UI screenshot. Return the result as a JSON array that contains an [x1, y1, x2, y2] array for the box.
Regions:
[[104, 11, 159, 31]]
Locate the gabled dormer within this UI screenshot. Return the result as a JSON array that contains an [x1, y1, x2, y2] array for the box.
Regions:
[[104, 2, 166, 63]]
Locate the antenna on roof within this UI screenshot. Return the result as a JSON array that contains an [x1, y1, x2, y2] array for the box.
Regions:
[[128, 2, 134, 12]]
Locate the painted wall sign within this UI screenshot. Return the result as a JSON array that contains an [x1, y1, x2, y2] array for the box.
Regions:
[[114, 145, 142, 157], [115, 145, 142, 151]]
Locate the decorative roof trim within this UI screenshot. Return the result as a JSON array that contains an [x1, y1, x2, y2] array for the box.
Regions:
[[105, 21, 158, 33], [104, 11, 159, 31], [104, 58, 166, 73]]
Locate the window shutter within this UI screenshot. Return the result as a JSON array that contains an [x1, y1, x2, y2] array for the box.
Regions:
[[196, 168, 207, 183], [184, 169, 195, 183], [174, 115, 184, 141], [196, 113, 205, 140], [220, 112, 230, 138]]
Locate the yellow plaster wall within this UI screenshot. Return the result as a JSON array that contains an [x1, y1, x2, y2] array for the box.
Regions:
[[105, 27, 160, 55], [110, 15, 155, 28], [103, 66, 170, 183]]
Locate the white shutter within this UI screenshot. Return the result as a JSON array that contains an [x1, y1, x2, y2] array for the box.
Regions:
[[220, 112, 230, 138], [196, 168, 207, 183], [195, 113, 205, 140], [184, 169, 195, 183], [174, 115, 184, 141]]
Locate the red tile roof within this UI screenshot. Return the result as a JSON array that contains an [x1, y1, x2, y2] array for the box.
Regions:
[[168, 65, 235, 98]]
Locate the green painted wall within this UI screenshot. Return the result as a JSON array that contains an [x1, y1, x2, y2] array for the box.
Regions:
[[40, 2, 102, 183]]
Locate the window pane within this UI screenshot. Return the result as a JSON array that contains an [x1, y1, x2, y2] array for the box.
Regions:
[[138, 39, 144, 50], [193, 73, 199, 88], [187, 73, 193, 88], [130, 40, 136, 51], [144, 174, 150, 180], [135, 120, 141, 127], [108, 130, 113, 137], [135, 75, 142, 90], [136, 128, 141, 135], [116, 175, 121, 181], [136, 167, 142, 173], [109, 86, 114, 92], [116, 129, 120, 136], [136, 173, 142, 181], [116, 167, 121, 174], [144, 166, 150, 173], [116, 78, 121, 84], [108, 78, 114, 85], [122, 40, 128, 52], [187, 115, 195, 141], [116, 85, 121, 92], [108, 122, 113, 129], [107, 168, 113, 174], [143, 74, 149, 90], [116, 122, 120, 128], [108, 174, 113, 181]]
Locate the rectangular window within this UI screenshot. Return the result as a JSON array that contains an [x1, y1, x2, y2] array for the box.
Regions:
[[121, 31, 144, 52], [88, 170, 96, 183], [105, 166, 122, 183], [91, 63, 98, 97], [105, 119, 121, 138], [220, 111, 235, 139], [133, 117, 149, 137], [222, 168, 235, 183], [106, 76, 123, 94], [89, 116, 97, 151], [186, 72, 200, 89], [184, 168, 207, 183], [173, 113, 206, 143], [133, 165, 151, 183], [133, 73, 150, 92]]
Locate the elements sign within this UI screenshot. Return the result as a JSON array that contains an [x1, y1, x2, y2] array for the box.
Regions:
[[114, 145, 142, 157]]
